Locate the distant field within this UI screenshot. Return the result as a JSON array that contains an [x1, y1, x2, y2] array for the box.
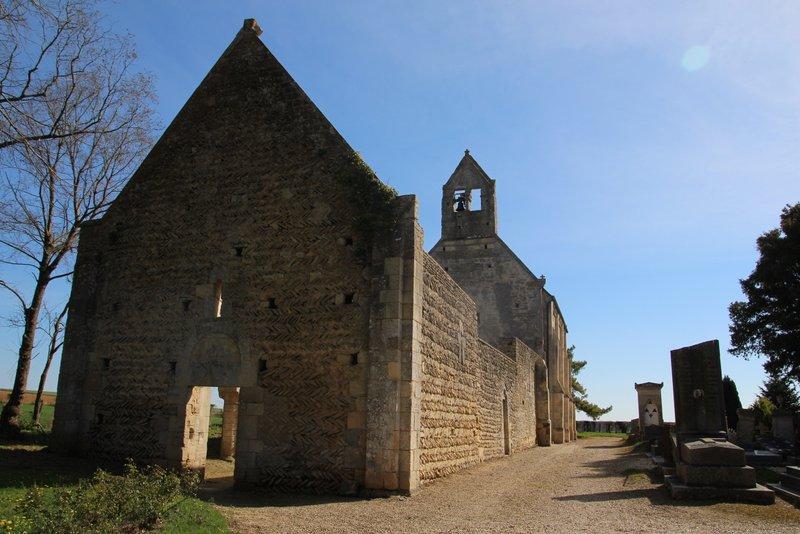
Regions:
[[0, 388, 56, 406]]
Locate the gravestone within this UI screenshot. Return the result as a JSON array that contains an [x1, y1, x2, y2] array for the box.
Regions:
[[670, 340, 726, 442], [772, 412, 795, 443], [635, 382, 664, 440], [665, 340, 774, 504], [736, 408, 755, 447]]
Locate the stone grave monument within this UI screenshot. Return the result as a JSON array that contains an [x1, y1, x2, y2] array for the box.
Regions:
[[772, 412, 795, 443], [635, 382, 664, 441], [735, 408, 755, 448], [768, 466, 800, 506], [665, 340, 774, 504]]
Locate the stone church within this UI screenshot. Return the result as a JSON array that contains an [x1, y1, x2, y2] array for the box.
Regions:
[[52, 19, 576, 495]]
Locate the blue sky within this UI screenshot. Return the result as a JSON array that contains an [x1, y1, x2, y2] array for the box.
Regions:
[[2, 1, 799, 421]]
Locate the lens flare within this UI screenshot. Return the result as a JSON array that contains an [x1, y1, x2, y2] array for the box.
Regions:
[[681, 46, 711, 72]]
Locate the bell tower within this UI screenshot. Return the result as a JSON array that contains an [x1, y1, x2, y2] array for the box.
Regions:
[[441, 150, 497, 239]]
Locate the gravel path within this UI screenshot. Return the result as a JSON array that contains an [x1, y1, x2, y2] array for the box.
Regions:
[[214, 437, 800, 533]]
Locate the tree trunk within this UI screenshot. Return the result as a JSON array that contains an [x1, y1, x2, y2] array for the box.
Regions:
[[31, 305, 65, 427], [32, 346, 55, 428], [0, 276, 48, 435]]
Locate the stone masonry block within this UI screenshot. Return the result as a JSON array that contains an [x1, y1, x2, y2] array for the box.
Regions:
[[682, 439, 745, 467]]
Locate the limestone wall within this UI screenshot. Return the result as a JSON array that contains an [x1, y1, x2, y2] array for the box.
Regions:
[[419, 253, 481, 482], [478, 340, 537, 460], [419, 254, 537, 484], [431, 236, 546, 351]]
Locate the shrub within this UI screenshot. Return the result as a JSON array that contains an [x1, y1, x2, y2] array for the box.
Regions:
[[751, 395, 775, 432], [5, 460, 200, 533]]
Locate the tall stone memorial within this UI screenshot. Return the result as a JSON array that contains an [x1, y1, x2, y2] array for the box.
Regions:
[[665, 340, 774, 504], [634, 382, 663, 441]]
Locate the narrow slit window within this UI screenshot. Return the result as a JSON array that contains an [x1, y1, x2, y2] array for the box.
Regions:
[[350, 353, 359, 366], [169, 361, 177, 374], [214, 279, 223, 318], [101, 358, 110, 371], [181, 299, 191, 312], [259, 358, 268, 373], [267, 298, 277, 309], [234, 246, 244, 257]]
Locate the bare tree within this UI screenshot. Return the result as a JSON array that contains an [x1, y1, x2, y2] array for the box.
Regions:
[[0, 0, 156, 434], [0, 0, 145, 150], [31, 300, 67, 427]]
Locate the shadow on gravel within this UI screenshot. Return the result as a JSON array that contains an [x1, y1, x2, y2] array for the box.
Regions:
[[205, 490, 365, 508], [554, 487, 667, 503]]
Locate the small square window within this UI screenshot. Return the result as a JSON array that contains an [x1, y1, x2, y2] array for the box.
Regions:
[[267, 298, 277, 309], [350, 353, 359, 366], [344, 293, 355, 304], [234, 246, 244, 257], [96, 413, 105, 424], [169, 361, 177, 373], [181, 299, 191, 312], [259, 358, 268, 373]]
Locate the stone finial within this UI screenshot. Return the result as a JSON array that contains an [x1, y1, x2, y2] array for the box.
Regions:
[[243, 18, 263, 36], [464, 148, 470, 155]]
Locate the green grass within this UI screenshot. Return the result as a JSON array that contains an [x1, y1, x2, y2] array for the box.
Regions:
[[162, 498, 229, 533], [578, 431, 628, 438], [20, 404, 54, 432], [0, 442, 228, 533], [209, 406, 223, 439], [0, 403, 54, 432]]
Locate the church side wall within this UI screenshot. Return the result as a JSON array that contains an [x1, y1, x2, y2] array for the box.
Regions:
[[430, 238, 545, 352], [418, 253, 538, 484], [419, 253, 481, 483], [477, 340, 536, 460]]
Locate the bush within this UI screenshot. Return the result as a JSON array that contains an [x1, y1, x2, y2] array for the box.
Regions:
[[751, 395, 775, 432], [4, 460, 200, 533]]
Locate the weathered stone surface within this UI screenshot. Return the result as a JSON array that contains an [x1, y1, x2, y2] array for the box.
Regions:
[[670, 340, 727, 441], [772, 412, 795, 442], [681, 439, 746, 467], [736, 408, 755, 447], [745, 449, 784, 466], [666, 476, 775, 504], [769, 466, 800, 505], [676, 463, 756, 488], [635, 382, 663, 440]]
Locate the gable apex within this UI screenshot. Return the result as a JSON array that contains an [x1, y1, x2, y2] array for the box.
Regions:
[[444, 150, 496, 189], [102, 17, 397, 238]]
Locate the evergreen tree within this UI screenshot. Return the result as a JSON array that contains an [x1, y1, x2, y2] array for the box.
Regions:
[[569, 346, 612, 420], [722, 375, 743, 430], [729, 203, 800, 381], [760, 374, 800, 413]]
